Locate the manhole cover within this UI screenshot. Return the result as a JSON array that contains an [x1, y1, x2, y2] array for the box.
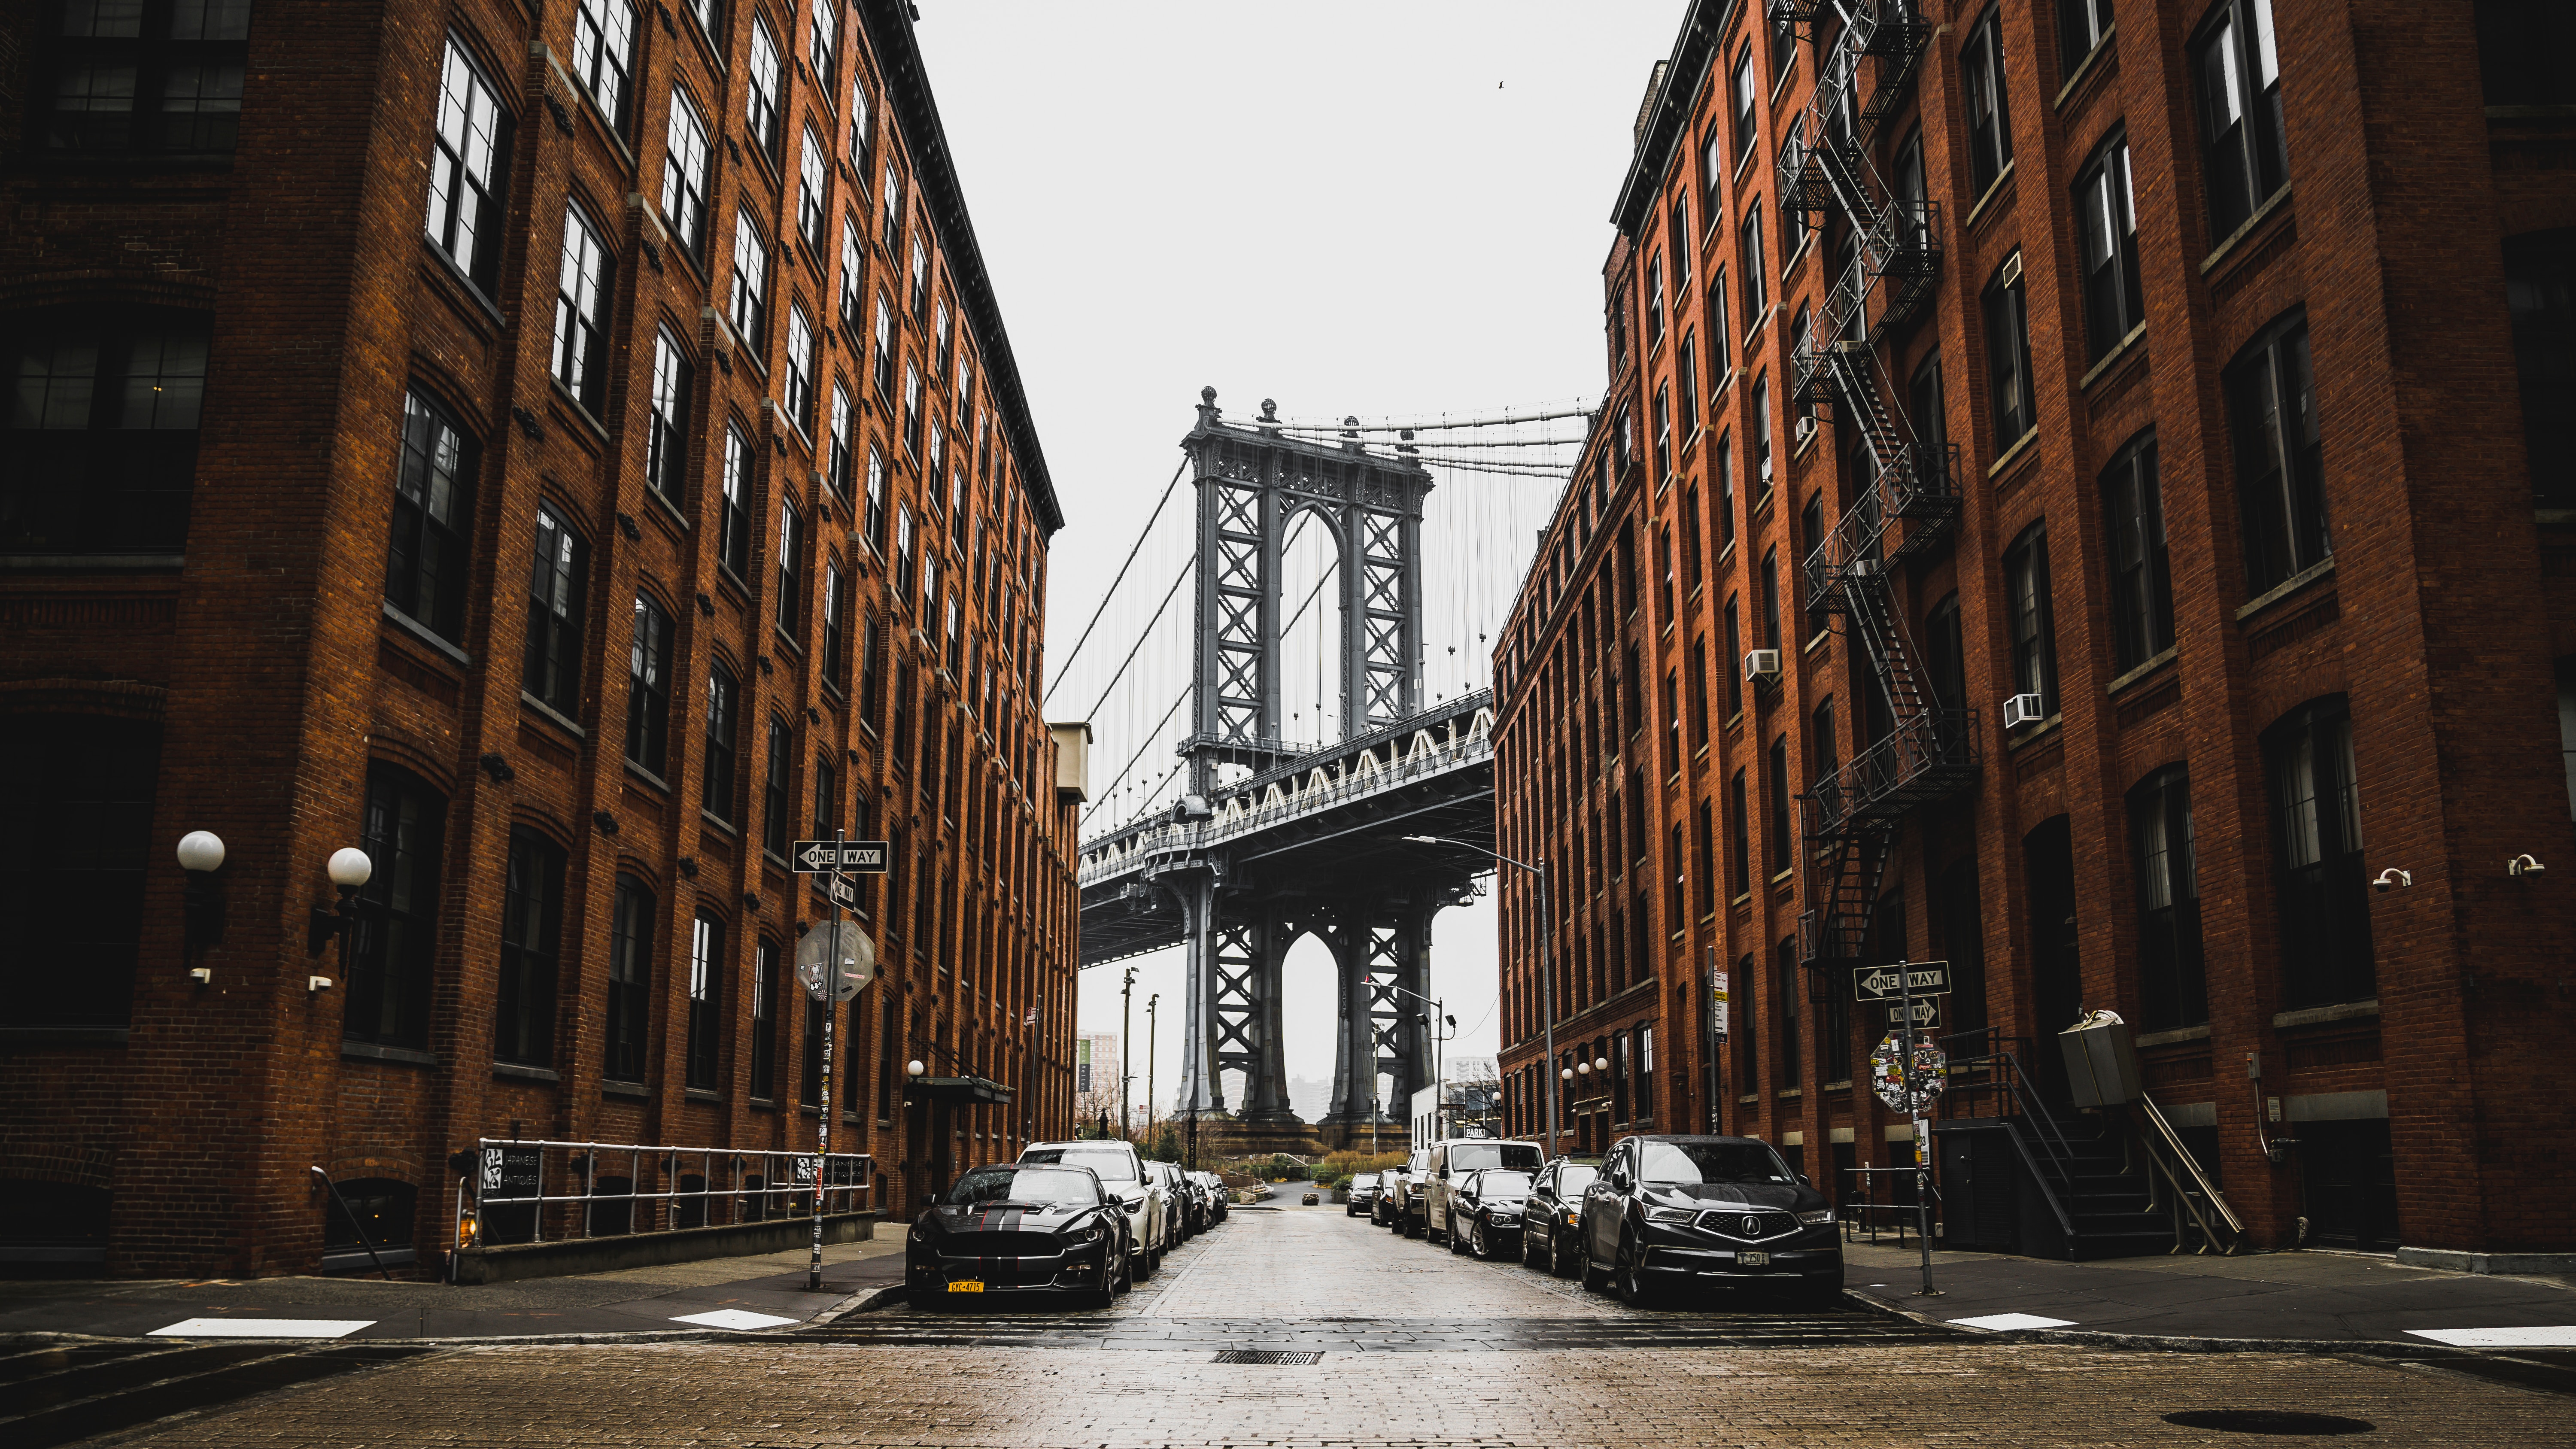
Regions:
[[2161, 1410, 2376, 1436], [1212, 1350, 1323, 1364]]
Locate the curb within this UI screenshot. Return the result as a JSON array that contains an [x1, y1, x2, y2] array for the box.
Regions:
[[1848, 1288, 2496, 1359]]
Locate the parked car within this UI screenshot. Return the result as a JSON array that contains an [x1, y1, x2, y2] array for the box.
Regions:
[[1374, 1155, 1416, 1230], [1345, 1171, 1381, 1218], [1147, 1160, 1197, 1238], [1192, 1170, 1229, 1224], [1382, 1148, 1430, 1234], [904, 1162, 1130, 1308], [1577, 1134, 1842, 1308], [1446, 1167, 1536, 1260], [1416, 1138, 1544, 1245], [1521, 1157, 1601, 1277], [1020, 1140, 1169, 1280]]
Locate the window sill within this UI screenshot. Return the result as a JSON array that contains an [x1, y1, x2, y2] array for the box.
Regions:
[[602, 1080, 651, 1100], [548, 377, 611, 443], [1824, 1079, 1853, 1093], [701, 809, 738, 836], [623, 759, 672, 795], [419, 237, 508, 329], [2272, 999, 2379, 1030], [2234, 555, 2336, 623], [1986, 429, 2038, 480], [2054, 27, 2117, 111], [2106, 647, 2178, 698], [1738, 1093, 1761, 1105], [750, 1096, 777, 1110], [2077, 322, 2148, 392], [685, 1088, 723, 1103], [1965, 160, 2017, 231], [2133, 1024, 2211, 1048], [2006, 712, 2064, 749], [645, 482, 694, 538], [343, 1040, 438, 1068], [1775, 1088, 1803, 1100], [494, 1061, 561, 1082], [1803, 628, 1830, 656], [522, 690, 587, 739], [381, 600, 470, 666], [2200, 185, 2293, 277]]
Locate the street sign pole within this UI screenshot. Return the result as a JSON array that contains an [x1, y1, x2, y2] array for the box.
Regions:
[[810, 826, 841, 1293], [1899, 960, 1937, 1298]]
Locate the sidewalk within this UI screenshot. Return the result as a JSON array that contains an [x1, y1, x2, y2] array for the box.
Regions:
[[1844, 1239, 2576, 1349], [0, 1237, 907, 1343]]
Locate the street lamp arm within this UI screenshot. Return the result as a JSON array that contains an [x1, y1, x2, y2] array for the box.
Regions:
[[1403, 833, 1543, 879]]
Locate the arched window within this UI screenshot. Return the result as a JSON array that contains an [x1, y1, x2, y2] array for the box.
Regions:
[[2227, 310, 2328, 593], [605, 874, 654, 1082], [2129, 767, 2207, 1030], [2005, 522, 2058, 720], [2504, 229, 2576, 509], [2266, 698, 2374, 1008], [387, 387, 477, 645], [702, 662, 738, 820], [347, 762, 446, 1051], [322, 1177, 417, 1264], [496, 826, 565, 1067]]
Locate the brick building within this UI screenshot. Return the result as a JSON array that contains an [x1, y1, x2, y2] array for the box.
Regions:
[[0, 0, 1084, 1277], [1491, 0, 2576, 1261]]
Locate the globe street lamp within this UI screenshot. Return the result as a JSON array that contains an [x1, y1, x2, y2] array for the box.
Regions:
[[306, 846, 374, 991], [176, 830, 226, 981], [1403, 835, 1559, 1152]]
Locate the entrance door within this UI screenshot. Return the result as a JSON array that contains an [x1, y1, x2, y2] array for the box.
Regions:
[[2300, 1118, 2400, 1252], [2022, 817, 2081, 1105]]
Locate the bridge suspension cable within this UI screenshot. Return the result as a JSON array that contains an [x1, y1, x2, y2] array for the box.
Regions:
[[1041, 456, 1188, 707], [1081, 556, 1194, 726], [1259, 400, 1597, 432]]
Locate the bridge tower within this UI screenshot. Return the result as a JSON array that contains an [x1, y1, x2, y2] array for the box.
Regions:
[[1167, 389, 1443, 1140]]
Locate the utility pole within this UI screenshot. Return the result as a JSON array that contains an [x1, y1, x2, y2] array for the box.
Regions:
[[1145, 993, 1160, 1146], [1400, 836, 1555, 1151], [1120, 966, 1136, 1143]]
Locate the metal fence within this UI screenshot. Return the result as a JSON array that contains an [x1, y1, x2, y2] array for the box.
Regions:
[[459, 1139, 873, 1249]]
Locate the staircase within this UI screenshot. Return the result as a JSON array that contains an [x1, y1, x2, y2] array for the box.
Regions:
[[1773, 0, 1976, 969]]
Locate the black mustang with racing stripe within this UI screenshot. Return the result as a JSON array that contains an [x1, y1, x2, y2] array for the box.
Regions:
[[905, 1163, 1131, 1308]]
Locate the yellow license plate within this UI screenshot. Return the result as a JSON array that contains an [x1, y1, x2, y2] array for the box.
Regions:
[[946, 1280, 985, 1293], [1739, 1251, 1770, 1267]]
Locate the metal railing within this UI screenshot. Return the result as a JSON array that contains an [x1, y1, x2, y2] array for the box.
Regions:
[[1840, 1165, 1937, 1246], [2134, 1094, 2245, 1255], [1930, 1028, 2080, 1241], [457, 1139, 872, 1251]]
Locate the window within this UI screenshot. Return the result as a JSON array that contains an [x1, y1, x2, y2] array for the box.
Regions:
[[808, 2, 837, 80], [2479, 2, 2576, 106], [2129, 767, 2206, 1030], [1730, 42, 1758, 164], [2102, 432, 2173, 670], [1646, 254, 1666, 350], [1799, 493, 1829, 641], [1734, 954, 1759, 1093], [2062, 0, 2115, 74], [0, 712, 160, 1027], [1768, 6, 1798, 85], [571, 0, 635, 128], [1689, 635, 1711, 747], [1701, 126, 1727, 226], [927, 419, 947, 492], [1740, 201, 1768, 323], [827, 384, 854, 499], [4, 307, 209, 556], [553, 206, 613, 410], [1688, 808, 1711, 919], [626, 593, 673, 776], [683, 0, 721, 42], [386, 389, 475, 644], [347, 762, 446, 1050], [1728, 769, 1751, 898], [718, 424, 752, 578], [933, 298, 955, 376], [1751, 377, 1775, 493], [1781, 188, 1806, 267], [497, 828, 564, 1066], [687, 914, 722, 1091], [838, 216, 866, 331], [1984, 257, 2034, 445], [522, 504, 587, 715], [2192, 0, 2288, 242], [822, 555, 847, 689], [1707, 269, 1732, 387], [647, 328, 691, 500], [662, 88, 711, 256], [1652, 383, 1672, 485], [902, 363, 923, 457], [1926, 592, 1965, 714], [871, 294, 895, 395], [895, 504, 914, 599], [1766, 735, 1793, 879], [2005, 522, 2058, 717], [1774, 938, 1802, 1084], [2267, 699, 2374, 1008], [703, 664, 738, 820], [784, 306, 815, 432], [2076, 134, 2143, 360], [1724, 596, 1744, 718], [746, 16, 782, 158], [776, 500, 803, 640], [797, 122, 830, 253], [37, 0, 249, 154], [865, 443, 889, 550], [908, 235, 930, 317], [729, 211, 769, 350], [1713, 432, 1737, 552], [1810, 697, 1838, 792], [1910, 350, 1947, 464], [2507, 230, 2576, 508], [606, 874, 653, 1081], [859, 606, 884, 730], [2227, 312, 2328, 592], [813, 754, 838, 840], [1760, 547, 1782, 654], [879, 160, 904, 252], [1677, 329, 1699, 430], [751, 941, 780, 1100], [1681, 486, 1705, 589], [762, 718, 790, 858], [426, 37, 510, 286], [1963, 6, 2014, 197]]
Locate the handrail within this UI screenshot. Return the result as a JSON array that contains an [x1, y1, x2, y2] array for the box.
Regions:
[[2137, 1092, 2244, 1249], [1991, 1118, 2078, 1243]]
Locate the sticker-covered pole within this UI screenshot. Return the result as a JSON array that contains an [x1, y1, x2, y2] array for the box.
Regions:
[[1900, 960, 1935, 1297], [811, 826, 842, 1292]]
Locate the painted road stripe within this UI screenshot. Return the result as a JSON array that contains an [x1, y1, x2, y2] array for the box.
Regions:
[[150, 1318, 374, 1338], [671, 1309, 802, 1330], [1948, 1312, 2078, 1331], [2405, 1326, 2576, 1348]]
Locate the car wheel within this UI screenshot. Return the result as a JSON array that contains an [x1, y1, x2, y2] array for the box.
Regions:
[[1579, 1233, 1611, 1293], [1449, 1217, 1469, 1254], [1523, 1225, 1546, 1270], [1469, 1218, 1489, 1260], [1616, 1233, 1659, 1309], [1549, 1229, 1575, 1279], [1114, 1242, 1134, 1295]]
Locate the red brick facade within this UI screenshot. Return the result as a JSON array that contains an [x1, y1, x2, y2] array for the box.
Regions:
[[1491, 0, 2576, 1256], [0, 0, 1081, 1277]]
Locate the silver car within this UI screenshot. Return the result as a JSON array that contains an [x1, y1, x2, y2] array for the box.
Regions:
[[1021, 1141, 1170, 1278]]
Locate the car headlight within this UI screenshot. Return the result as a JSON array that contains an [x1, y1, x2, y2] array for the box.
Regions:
[[1644, 1207, 1697, 1225], [1564, 1210, 1580, 1225], [1797, 1209, 1835, 1225]]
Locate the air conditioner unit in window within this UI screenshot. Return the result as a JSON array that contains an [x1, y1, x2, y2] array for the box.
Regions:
[[1848, 557, 1880, 579], [1794, 416, 1817, 445], [1744, 649, 1782, 683], [2003, 693, 2045, 729]]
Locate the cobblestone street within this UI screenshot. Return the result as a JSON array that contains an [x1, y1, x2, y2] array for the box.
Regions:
[[58, 1208, 2574, 1447]]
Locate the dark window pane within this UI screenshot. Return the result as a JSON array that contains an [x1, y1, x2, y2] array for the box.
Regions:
[[0, 712, 158, 1026], [346, 762, 446, 1050]]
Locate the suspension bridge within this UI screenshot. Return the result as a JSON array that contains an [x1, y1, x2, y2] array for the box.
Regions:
[[1053, 387, 1585, 1147]]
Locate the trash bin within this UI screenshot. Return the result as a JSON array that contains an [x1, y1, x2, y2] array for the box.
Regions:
[[2058, 1010, 2142, 1108]]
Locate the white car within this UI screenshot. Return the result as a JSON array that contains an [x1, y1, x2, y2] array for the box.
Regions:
[[1022, 1141, 1170, 1278]]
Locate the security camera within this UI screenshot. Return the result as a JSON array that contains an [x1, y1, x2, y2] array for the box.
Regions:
[[2509, 854, 2546, 878], [2372, 868, 2412, 893]]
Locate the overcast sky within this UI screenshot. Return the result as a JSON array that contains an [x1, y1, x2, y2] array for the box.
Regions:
[[916, 2, 1681, 1121]]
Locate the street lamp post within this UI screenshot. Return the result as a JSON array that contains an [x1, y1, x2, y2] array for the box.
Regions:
[[1145, 993, 1160, 1145], [1380, 978, 1450, 1137], [1404, 836, 1557, 1151], [1120, 965, 1136, 1143]]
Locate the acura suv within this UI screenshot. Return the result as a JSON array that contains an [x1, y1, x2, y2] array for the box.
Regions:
[[1578, 1134, 1842, 1307]]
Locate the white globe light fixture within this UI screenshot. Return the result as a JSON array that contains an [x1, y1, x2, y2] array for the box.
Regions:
[[326, 848, 374, 888], [1560, 1067, 1573, 1081], [907, 1059, 926, 1077], [1575, 1061, 1590, 1075], [176, 831, 226, 873], [1595, 1056, 1610, 1072]]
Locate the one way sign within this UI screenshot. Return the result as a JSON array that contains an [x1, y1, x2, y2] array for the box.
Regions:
[[792, 840, 891, 873], [1852, 962, 1948, 1002]]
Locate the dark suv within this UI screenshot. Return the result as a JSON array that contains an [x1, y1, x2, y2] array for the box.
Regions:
[[1578, 1134, 1842, 1307], [1520, 1157, 1600, 1277]]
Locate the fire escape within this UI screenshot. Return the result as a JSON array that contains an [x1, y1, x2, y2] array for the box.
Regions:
[[1773, 1, 1977, 969]]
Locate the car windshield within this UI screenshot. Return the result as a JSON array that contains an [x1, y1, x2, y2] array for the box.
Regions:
[[943, 1166, 1100, 1206], [1473, 1171, 1533, 1196], [1555, 1165, 1600, 1195], [1021, 1147, 1139, 1182], [1448, 1143, 1542, 1173], [1352, 1173, 1376, 1186], [1635, 1142, 1795, 1185]]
